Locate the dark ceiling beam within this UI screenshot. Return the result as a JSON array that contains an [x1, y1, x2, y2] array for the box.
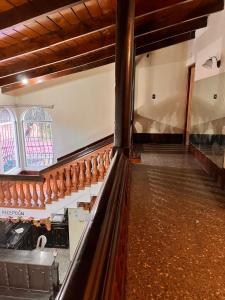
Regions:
[[135, 0, 189, 15], [0, 0, 189, 32], [0, 0, 218, 62], [0, 17, 207, 77], [0, 31, 195, 89], [137, 31, 195, 54], [135, 0, 223, 36], [0, 0, 82, 31], [135, 17, 207, 48]]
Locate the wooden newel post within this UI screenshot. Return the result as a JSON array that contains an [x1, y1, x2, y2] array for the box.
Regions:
[[115, 0, 135, 156]]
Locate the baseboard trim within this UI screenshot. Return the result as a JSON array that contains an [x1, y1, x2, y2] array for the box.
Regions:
[[190, 134, 225, 145], [133, 133, 184, 144]]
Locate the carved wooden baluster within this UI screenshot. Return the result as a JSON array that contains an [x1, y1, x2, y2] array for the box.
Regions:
[[78, 161, 85, 190], [5, 182, 12, 207], [32, 182, 38, 208], [12, 182, 19, 208], [91, 156, 98, 183], [52, 172, 59, 201], [98, 152, 105, 181], [46, 176, 52, 204], [19, 182, 25, 207], [85, 159, 92, 187], [71, 164, 78, 192], [59, 169, 66, 198], [0, 182, 5, 207], [25, 183, 32, 208], [109, 148, 113, 160], [105, 149, 110, 171], [39, 183, 45, 209], [65, 166, 72, 196]]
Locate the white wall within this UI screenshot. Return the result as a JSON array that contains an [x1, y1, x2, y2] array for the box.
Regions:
[[188, 9, 225, 81], [134, 42, 189, 134], [192, 73, 225, 127], [0, 91, 15, 106], [14, 64, 115, 159], [189, 8, 225, 133]]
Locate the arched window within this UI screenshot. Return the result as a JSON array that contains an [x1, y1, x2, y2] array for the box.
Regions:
[[0, 108, 18, 172], [22, 107, 53, 168]]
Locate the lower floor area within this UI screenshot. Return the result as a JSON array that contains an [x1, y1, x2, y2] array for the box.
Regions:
[[126, 144, 225, 299]]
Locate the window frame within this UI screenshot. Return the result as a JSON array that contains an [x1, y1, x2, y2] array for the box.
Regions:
[[0, 108, 20, 174], [21, 107, 54, 170]]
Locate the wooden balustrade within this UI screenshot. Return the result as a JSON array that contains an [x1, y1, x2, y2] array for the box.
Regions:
[[0, 144, 113, 211]]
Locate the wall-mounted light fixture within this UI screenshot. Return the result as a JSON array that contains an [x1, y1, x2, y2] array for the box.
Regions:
[[202, 56, 221, 69]]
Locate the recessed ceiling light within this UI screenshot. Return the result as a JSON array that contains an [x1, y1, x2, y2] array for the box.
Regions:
[[21, 77, 28, 85]]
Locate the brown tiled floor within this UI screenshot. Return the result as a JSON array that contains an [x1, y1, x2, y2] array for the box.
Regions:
[[125, 145, 225, 300]]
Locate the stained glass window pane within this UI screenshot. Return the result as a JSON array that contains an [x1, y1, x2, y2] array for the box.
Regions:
[[23, 107, 53, 167], [0, 108, 18, 172]]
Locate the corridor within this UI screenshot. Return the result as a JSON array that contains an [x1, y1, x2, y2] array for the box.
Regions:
[[125, 144, 225, 299]]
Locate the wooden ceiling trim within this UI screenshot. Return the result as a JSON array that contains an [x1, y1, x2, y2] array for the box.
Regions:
[[0, 16, 208, 77], [0, 31, 195, 87], [1, 32, 195, 93], [0, 0, 221, 62], [0, 0, 83, 31]]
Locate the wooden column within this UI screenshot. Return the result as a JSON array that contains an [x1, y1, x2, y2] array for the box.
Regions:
[[184, 65, 195, 145], [115, 0, 135, 156]]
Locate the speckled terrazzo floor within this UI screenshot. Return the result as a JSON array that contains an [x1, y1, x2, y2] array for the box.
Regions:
[[125, 144, 225, 300]]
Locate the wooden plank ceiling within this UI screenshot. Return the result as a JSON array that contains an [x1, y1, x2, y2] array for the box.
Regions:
[[0, 0, 223, 93]]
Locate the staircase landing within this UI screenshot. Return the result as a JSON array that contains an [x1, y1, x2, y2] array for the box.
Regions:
[[125, 144, 225, 299]]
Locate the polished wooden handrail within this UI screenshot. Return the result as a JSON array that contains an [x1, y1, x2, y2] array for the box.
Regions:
[[57, 134, 113, 161], [0, 174, 44, 182], [56, 149, 130, 300]]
